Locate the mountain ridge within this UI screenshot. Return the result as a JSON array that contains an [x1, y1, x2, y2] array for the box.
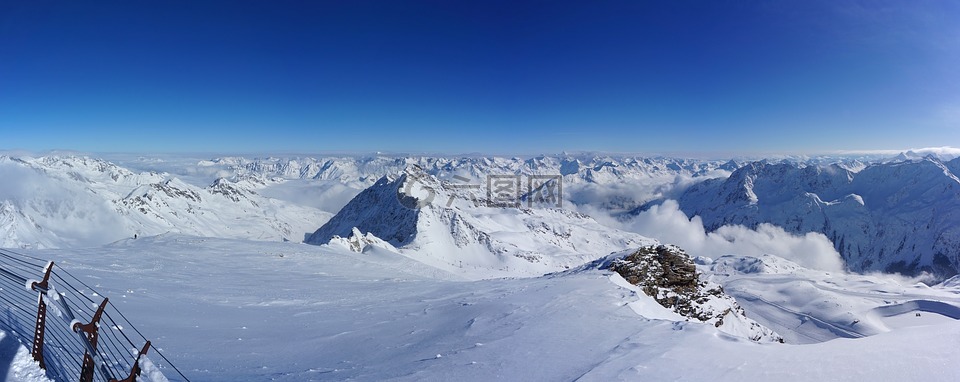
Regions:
[[672, 157, 960, 277]]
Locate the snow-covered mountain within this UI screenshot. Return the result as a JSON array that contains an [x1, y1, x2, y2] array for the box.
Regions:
[[205, 154, 731, 181], [0, 155, 330, 248], [672, 157, 960, 277], [2, 153, 733, 250], [8, 152, 960, 281], [306, 166, 653, 278], [3, 152, 960, 381], [201, 154, 737, 213]]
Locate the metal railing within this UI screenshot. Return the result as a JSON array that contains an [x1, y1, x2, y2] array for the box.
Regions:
[[0, 248, 189, 382]]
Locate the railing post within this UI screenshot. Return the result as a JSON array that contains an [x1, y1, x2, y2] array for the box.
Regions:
[[74, 298, 108, 382], [109, 341, 151, 382], [28, 261, 54, 370]]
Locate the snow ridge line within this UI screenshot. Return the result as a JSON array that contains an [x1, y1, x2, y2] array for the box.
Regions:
[[0, 248, 188, 382]]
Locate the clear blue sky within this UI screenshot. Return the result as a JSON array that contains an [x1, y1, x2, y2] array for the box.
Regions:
[[1, 1, 958, 154]]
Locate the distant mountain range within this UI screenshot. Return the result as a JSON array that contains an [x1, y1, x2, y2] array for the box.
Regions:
[[0, 155, 328, 248], [3, 152, 958, 277], [667, 156, 960, 277]]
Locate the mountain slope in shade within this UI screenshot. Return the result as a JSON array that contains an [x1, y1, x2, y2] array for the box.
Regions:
[[674, 157, 960, 277]]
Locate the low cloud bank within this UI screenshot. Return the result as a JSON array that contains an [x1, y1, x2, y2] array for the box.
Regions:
[[260, 180, 363, 214], [0, 161, 128, 247], [621, 200, 845, 272], [566, 171, 730, 213]]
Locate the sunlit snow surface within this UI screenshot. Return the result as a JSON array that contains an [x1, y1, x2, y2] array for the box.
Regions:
[[3, 235, 959, 381]]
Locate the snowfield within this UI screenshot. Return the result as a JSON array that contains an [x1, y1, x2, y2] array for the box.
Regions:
[[1, 235, 958, 381]]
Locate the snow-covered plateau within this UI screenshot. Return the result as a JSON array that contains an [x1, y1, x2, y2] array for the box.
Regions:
[[0, 152, 959, 381]]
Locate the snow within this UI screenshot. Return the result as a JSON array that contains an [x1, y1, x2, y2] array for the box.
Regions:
[[306, 169, 653, 279], [139, 356, 171, 382], [0, 331, 53, 382], [2, 153, 960, 380], [607, 273, 686, 321], [0, 155, 332, 248], [0, 235, 953, 381], [704, 254, 960, 344], [674, 157, 960, 276], [939, 275, 960, 288], [881, 311, 958, 329]]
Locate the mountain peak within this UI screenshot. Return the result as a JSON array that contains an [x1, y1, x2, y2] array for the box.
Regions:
[[306, 174, 420, 247], [306, 169, 652, 278]]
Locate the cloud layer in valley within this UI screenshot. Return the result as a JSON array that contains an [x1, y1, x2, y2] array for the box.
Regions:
[[619, 200, 845, 272], [0, 161, 129, 247]]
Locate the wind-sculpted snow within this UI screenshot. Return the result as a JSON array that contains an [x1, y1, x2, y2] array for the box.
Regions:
[[674, 157, 960, 277], [703, 253, 960, 345]]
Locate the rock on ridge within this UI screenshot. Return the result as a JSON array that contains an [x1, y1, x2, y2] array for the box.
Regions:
[[609, 244, 783, 343]]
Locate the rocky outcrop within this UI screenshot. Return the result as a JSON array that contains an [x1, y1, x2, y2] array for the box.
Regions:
[[610, 244, 783, 343]]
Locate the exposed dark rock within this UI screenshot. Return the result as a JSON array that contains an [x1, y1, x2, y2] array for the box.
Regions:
[[609, 244, 783, 342]]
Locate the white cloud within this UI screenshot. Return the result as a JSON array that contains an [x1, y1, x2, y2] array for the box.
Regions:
[[566, 171, 731, 213], [0, 161, 129, 247], [260, 179, 363, 214], [620, 200, 845, 272]]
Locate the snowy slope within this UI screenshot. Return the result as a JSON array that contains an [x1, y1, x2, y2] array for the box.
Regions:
[[603, 245, 782, 342], [674, 157, 960, 277], [118, 175, 327, 242], [4, 235, 957, 381], [702, 254, 960, 344]]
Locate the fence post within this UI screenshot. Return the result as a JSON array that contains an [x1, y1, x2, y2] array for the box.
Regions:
[[109, 340, 151, 382], [28, 261, 54, 370], [74, 298, 108, 382]]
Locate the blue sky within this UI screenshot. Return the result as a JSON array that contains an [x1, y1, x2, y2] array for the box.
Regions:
[[1, 1, 958, 155]]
